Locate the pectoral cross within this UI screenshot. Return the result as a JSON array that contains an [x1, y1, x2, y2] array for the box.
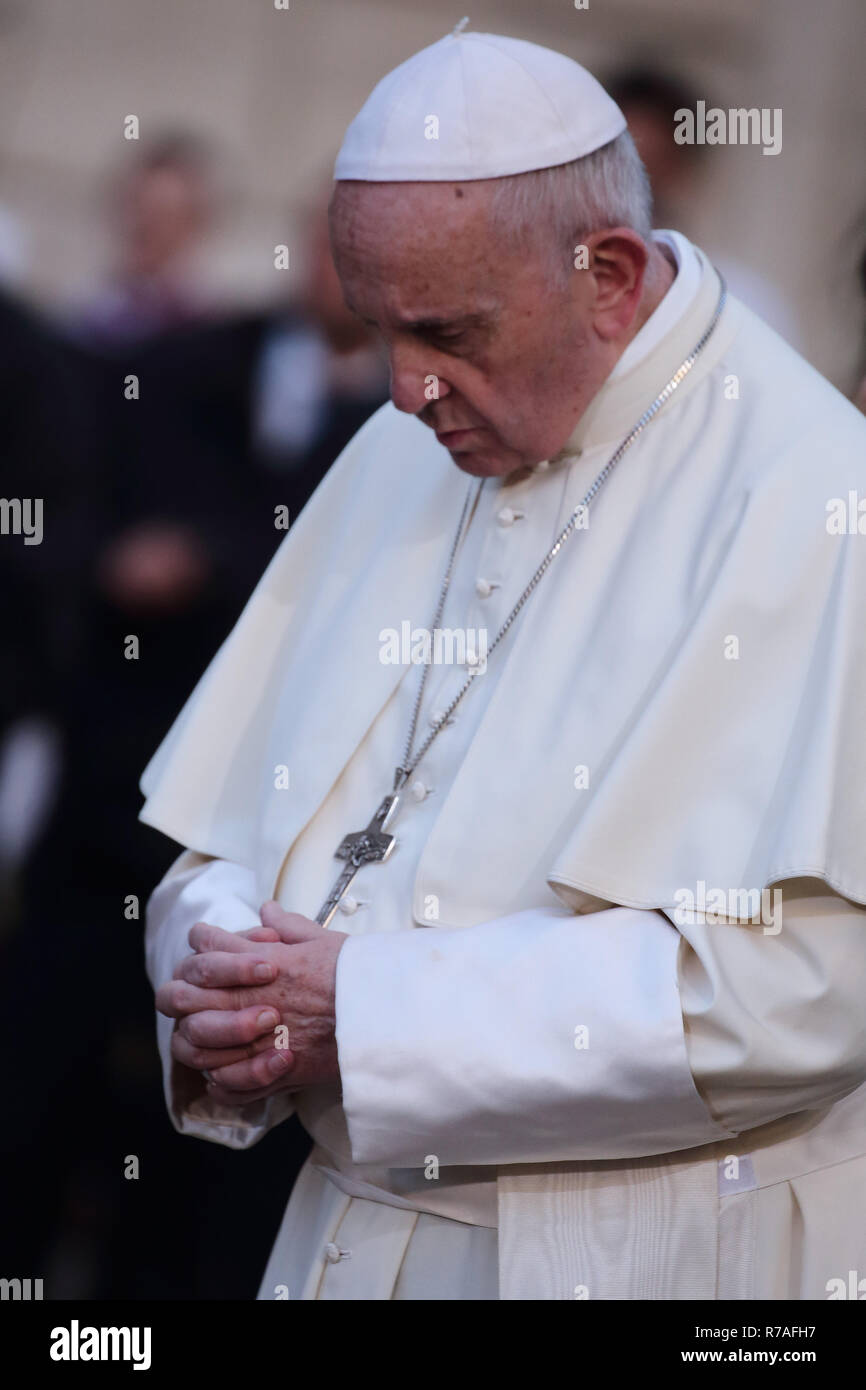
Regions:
[[316, 789, 402, 928]]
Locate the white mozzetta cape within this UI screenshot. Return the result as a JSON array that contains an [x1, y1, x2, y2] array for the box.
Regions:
[[141, 243, 866, 1298], [141, 255, 866, 916]]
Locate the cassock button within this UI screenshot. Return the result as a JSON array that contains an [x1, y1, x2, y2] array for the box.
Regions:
[[475, 577, 499, 598], [410, 780, 430, 801], [496, 507, 524, 527], [324, 1242, 351, 1263], [338, 895, 359, 915], [429, 710, 455, 727]]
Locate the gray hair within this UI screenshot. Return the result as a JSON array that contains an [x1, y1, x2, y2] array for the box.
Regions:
[[487, 130, 653, 283]]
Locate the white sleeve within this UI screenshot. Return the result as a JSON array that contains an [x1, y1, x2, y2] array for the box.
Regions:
[[144, 849, 295, 1149], [335, 904, 737, 1167], [675, 877, 866, 1132], [335, 884, 866, 1169]]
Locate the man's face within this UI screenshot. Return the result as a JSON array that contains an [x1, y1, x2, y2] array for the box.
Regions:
[[119, 167, 209, 276], [330, 181, 611, 476]]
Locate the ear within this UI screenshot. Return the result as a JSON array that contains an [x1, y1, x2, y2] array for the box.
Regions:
[[584, 229, 649, 342]]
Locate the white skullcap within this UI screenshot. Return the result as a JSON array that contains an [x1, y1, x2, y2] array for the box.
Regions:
[[334, 24, 626, 182]]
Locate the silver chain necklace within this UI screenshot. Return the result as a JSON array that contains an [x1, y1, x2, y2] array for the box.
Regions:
[[315, 278, 726, 926]]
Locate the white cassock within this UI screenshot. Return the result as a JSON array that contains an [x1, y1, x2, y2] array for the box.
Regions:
[[141, 231, 866, 1301]]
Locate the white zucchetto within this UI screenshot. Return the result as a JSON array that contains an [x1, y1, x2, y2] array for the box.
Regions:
[[334, 25, 626, 182]]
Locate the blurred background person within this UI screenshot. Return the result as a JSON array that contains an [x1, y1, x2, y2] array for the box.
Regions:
[[607, 65, 804, 349], [72, 132, 220, 347], [115, 183, 389, 619], [0, 286, 103, 890], [0, 141, 386, 1297]]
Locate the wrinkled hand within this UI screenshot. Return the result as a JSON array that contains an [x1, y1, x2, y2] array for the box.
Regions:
[[155, 902, 348, 1105]]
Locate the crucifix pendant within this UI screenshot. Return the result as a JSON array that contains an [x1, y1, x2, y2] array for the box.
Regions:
[[315, 789, 402, 928]]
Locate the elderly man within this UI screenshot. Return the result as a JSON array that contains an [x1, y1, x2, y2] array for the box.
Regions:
[[142, 29, 866, 1300]]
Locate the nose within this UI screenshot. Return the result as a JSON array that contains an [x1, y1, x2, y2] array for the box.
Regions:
[[388, 341, 450, 415]]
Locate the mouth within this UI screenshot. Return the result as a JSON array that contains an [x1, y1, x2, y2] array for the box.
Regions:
[[435, 427, 480, 450]]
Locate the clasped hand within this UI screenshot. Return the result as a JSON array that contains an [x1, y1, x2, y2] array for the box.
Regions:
[[155, 901, 348, 1105]]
